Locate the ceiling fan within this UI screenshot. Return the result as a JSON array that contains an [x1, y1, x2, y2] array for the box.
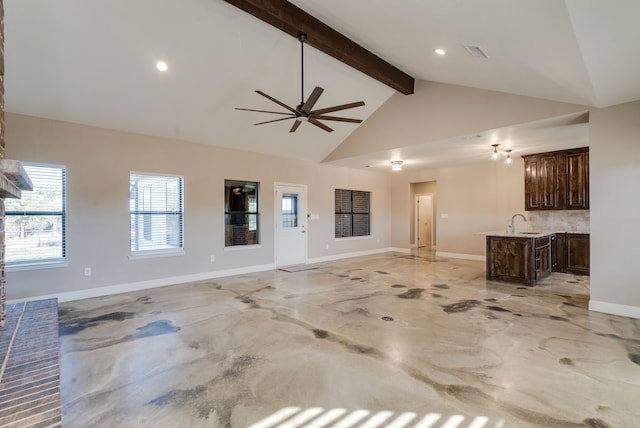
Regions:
[[235, 33, 365, 133]]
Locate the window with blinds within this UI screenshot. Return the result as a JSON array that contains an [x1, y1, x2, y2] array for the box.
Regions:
[[5, 164, 66, 266], [335, 189, 371, 238], [130, 172, 183, 255]]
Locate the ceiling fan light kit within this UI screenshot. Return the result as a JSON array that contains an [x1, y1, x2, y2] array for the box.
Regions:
[[235, 32, 365, 133]]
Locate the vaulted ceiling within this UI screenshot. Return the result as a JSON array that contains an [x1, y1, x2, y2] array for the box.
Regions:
[[5, 1, 640, 171]]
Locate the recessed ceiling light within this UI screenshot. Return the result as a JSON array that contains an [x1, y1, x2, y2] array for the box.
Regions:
[[434, 48, 446, 56], [156, 61, 168, 72]]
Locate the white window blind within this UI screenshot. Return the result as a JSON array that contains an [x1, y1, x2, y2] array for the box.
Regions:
[[5, 164, 66, 266], [130, 173, 183, 255]]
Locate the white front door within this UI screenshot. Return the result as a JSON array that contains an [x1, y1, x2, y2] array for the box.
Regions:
[[275, 184, 307, 267]]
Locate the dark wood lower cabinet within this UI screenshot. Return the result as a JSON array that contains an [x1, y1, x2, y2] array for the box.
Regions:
[[486, 237, 536, 286], [566, 233, 590, 275], [551, 233, 566, 272], [486, 235, 553, 286], [487, 232, 589, 286], [534, 235, 552, 280]]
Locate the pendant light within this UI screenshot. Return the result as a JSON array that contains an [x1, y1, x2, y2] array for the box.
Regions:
[[491, 144, 500, 160], [504, 149, 513, 165]]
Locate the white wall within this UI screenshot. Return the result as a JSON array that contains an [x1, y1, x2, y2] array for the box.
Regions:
[[589, 101, 640, 317], [5, 113, 392, 300], [325, 81, 588, 162]]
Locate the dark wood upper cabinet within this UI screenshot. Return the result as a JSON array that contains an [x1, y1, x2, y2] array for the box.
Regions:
[[566, 151, 589, 209], [525, 153, 559, 210], [523, 147, 589, 211]]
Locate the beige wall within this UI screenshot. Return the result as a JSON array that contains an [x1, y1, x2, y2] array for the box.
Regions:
[[392, 159, 525, 256], [589, 101, 640, 309], [5, 113, 391, 300]]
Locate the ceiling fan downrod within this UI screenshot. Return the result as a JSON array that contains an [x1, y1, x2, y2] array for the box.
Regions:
[[233, 30, 365, 133], [298, 32, 307, 109]]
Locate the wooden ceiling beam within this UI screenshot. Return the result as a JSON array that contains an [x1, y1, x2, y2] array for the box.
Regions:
[[222, 0, 415, 95]]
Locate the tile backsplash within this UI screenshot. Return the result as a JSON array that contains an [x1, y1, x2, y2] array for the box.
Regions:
[[527, 211, 590, 232]]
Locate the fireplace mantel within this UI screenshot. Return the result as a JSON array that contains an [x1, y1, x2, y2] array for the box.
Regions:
[[0, 159, 32, 198]]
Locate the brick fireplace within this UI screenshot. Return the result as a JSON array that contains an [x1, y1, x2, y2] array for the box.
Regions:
[[0, 1, 35, 326]]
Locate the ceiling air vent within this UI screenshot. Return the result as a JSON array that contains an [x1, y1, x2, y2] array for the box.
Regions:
[[464, 45, 489, 59]]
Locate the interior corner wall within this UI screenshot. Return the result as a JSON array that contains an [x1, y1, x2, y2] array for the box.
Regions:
[[391, 159, 525, 256], [4, 113, 392, 300], [589, 101, 640, 312]]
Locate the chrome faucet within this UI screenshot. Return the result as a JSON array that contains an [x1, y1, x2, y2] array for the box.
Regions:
[[509, 213, 527, 234]]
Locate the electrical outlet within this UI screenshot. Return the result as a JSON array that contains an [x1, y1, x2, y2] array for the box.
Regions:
[[210, 255, 215, 263], [325, 244, 329, 250], [84, 267, 92, 276]]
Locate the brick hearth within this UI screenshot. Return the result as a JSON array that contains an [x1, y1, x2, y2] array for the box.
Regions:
[[0, 299, 61, 427]]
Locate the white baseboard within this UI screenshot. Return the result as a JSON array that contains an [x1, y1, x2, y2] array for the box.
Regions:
[[8, 248, 413, 304], [388, 247, 412, 254], [589, 300, 640, 319], [307, 247, 409, 264], [435, 251, 486, 262], [7, 263, 276, 304]]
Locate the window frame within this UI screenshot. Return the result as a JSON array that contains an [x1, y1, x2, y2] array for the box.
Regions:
[[335, 188, 371, 239], [224, 179, 260, 248], [5, 163, 67, 269], [129, 171, 184, 258]]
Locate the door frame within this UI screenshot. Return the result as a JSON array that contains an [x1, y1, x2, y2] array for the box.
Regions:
[[274, 182, 308, 267], [414, 193, 434, 250]]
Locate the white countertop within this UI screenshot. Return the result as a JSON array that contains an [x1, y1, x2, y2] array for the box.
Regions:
[[480, 230, 589, 238]]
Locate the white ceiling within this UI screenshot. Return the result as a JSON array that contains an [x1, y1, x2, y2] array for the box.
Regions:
[[5, 0, 640, 171]]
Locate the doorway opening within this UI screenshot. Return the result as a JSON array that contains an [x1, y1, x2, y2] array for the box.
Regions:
[[415, 193, 434, 251], [410, 181, 437, 257]]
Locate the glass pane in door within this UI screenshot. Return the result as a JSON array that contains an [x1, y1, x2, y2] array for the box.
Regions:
[[282, 194, 298, 228]]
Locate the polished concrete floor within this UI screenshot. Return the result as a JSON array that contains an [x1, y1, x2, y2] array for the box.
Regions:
[[58, 252, 640, 428]]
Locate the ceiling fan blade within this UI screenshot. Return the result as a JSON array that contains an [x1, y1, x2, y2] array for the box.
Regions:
[[309, 117, 334, 132], [235, 108, 293, 115], [289, 120, 302, 133], [314, 115, 363, 124], [253, 116, 295, 126], [311, 101, 365, 115], [300, 87, 324, 114], [255, 90, 297, 113]]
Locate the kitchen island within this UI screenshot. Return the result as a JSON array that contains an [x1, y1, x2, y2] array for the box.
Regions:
[[484, 230, 590, 286], [485, 231, 555, 286]]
